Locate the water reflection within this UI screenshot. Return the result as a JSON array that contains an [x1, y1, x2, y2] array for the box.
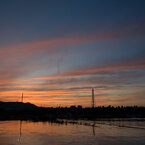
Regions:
[[18, 120, 22, 143], [0, 120, 145, 145], [92, 120, 96, 136]]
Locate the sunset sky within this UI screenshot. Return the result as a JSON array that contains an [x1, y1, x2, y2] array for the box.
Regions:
[[0, 0, 145, 107]]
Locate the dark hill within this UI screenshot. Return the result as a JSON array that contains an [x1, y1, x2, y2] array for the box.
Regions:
[[0, 101, 38, 111]]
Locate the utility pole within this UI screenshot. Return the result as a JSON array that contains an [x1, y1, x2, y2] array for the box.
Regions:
[[92, 88, 95, 108], [21, 93, 23, 103]]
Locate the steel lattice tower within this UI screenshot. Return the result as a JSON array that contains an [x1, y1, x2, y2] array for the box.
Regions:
[[92, 88, 95, 108], [21, 93, 23, 103]]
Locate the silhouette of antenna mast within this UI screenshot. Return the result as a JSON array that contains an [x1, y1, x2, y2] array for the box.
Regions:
[[21, 93, 23, 103], [92, 88, 95, 108]]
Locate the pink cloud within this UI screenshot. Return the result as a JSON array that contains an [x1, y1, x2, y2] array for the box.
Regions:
[[1, 18, 145, 58]]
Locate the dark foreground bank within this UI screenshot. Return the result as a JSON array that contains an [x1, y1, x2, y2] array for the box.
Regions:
[[0, 102, 145, 121]]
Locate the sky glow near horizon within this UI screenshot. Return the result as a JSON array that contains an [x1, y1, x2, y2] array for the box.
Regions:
[[0, 0, 145, 107]]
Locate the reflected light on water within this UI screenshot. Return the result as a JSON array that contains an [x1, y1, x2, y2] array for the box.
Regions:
[[0, 120, 145, 145]]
